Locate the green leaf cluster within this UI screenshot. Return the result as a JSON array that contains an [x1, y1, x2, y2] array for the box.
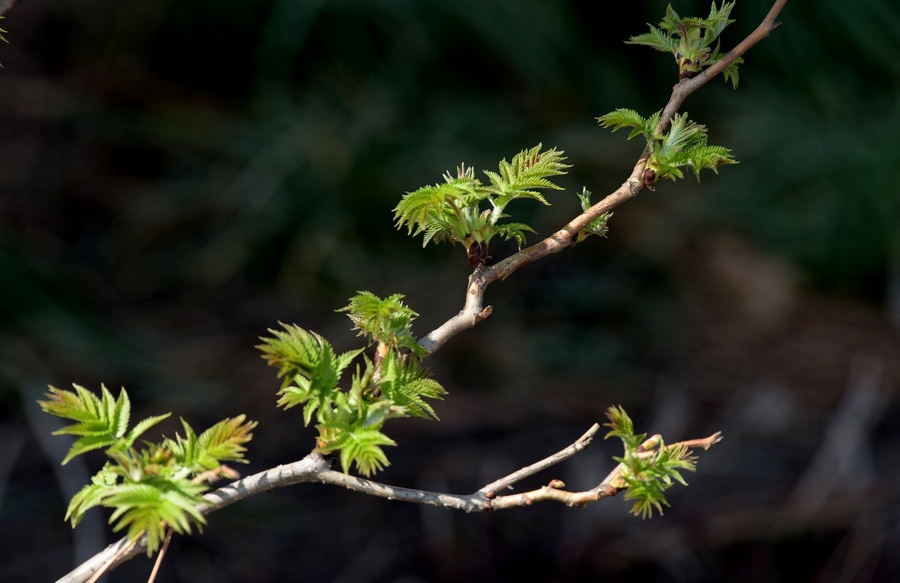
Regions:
[[258, 294, 445, 476], [627, 1, 742, 87], [38, 385, 255, 554], [604, 405, 696, 518], [393, 144, 570, 266], [597, 108, 736, 187], [260, 324, 363, 425]]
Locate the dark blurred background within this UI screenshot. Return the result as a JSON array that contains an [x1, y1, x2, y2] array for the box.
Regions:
[[2, 0, 899, 581]]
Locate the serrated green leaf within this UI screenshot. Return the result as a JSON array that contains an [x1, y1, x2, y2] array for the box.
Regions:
[[393, 169, 485, 241], [644, 113, 737, 183], [64, 465, 119, 526], [41, 385, 127, 431], [112, 387, 130, 440], [484, 144, 568, 214], [122, 413, 171, 450], [196, 415, 256, 466], [495, 144, 568, 192], [597, 109, 655, 140], [167, 419, 200, 468], [301, 397, 320, 426], [607, 408, 698, 519], [602, 109, 736, 186], [626, 27, 676, 52], [39, 384, 103, 423], [65, 483, 106, 527], [393, 183, 453, 236], [60, 434, 119, 465], [319, 425, 397, 476], [377, 353, 446, 420], [42, 383, 255, 557], [105, 479, 208, 555], [493, 222, 536, 249], [338, 292, 424, 355], [40, 385, 136, 465], [259, 323, 363, 423], [722, 57, 742, 89], [604, 405, 646, 453]]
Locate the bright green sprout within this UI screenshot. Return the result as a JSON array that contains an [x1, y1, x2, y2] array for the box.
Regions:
[[576, 188, 612, 243], [604, 405, 696, 518], [627, 1, 742, 88], [338, 291, 426, 358], [597, 108, 736, 188]]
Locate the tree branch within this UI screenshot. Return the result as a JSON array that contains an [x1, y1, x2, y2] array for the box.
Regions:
[[53, 3, 781, 581], [56, 426, 723, 583], [420, 0, 788, 355]]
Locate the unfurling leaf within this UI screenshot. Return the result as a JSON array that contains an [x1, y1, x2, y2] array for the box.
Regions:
[[576, 188, 612, 242], [627, 1, 740, 85], [317, 424, 397, 476], [604, 405, 697, 518], [599, 109, 736, 187], [338, 292, 425, 357], [39, 385, 133, 464], [377, 352, 446, 420], [258, 323, 363, 423], [167, 416, 257, 473], [105, 479, 209, 555]]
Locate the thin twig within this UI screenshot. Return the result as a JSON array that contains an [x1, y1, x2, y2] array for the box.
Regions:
[[478, 423, 601, 497], [678, 431, 724, 451], [147, 528, 173, 583]]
